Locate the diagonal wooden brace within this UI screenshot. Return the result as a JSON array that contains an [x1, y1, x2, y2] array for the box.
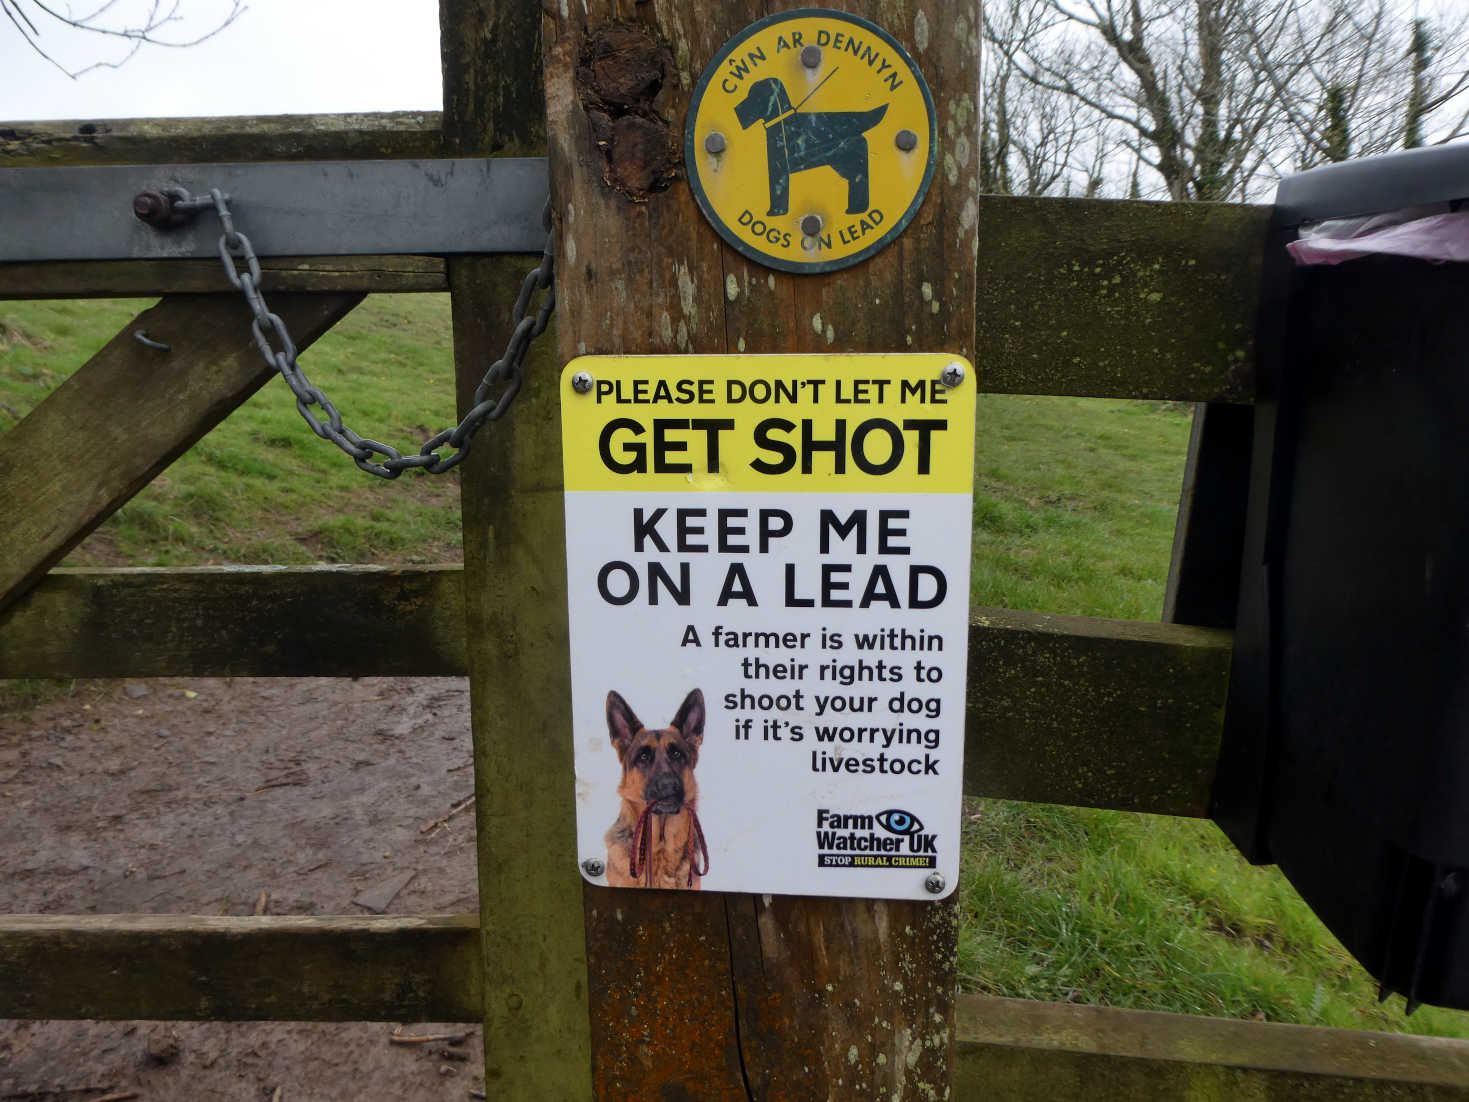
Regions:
[[0, 291, 362, 617]]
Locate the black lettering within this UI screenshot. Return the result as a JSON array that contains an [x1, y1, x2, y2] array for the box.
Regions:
[[908, 566, 947, 609], [760, 509, 794, 552], [718, 509, 750, 553], [820, 509, 866, 554], [676, 508, 707, 552], [784, 562, 814, 607], [877, 509, 910, 555], [691, 418, 734, 472], [751, 417, 797, 474], [903, 419, 946, 475], [802, 418, 846, 475], [858, 564, 900, 608], [648, 562, 690, 606], [633, 508, 669, 553], [717, 563, 759, 607], [599, 418, 645, 473], [598, 561, 638, 605], [850, 418, 903, 475], [822, 563, 852, 608], [652, 418, 691, 473]]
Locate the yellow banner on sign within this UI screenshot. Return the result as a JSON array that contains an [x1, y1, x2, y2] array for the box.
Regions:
[[561, 355, 975, 495]]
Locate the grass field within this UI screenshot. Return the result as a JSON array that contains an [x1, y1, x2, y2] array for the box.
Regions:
[[4, 292, 1467, 1038]]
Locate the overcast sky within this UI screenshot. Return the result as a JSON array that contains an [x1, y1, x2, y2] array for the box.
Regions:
[[0, 0, 442, 121]]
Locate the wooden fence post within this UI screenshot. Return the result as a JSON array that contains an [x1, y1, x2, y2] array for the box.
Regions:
[[542, 2, 979, 1096], [441, 2, 595, 1096]]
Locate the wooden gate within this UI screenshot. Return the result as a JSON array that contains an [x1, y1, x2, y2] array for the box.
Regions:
[[3, 1, 1469, 1097]]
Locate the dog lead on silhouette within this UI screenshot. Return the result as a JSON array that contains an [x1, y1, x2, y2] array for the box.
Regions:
[[733, 75, 889, 216]]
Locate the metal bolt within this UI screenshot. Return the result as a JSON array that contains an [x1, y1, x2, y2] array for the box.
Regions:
[[801, 44, 822, 68], [581, 857, 606, 877], [940, 361, 966, 388], [705, 132, 727, 154], [132, 190, 173, 227], [571, 370, 594, 394], [896, 128, 919, 152], [925, 872, 946, 895], [800, 214, 823, 237]]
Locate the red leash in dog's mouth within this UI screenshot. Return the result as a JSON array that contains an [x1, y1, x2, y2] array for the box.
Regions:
[[628, 802, 710, 888]]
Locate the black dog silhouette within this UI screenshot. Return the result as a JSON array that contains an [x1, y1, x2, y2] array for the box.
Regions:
[[734, 77, 889, 216]]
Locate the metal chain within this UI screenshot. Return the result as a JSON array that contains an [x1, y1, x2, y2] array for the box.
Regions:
[[179, 186, 554, 478]]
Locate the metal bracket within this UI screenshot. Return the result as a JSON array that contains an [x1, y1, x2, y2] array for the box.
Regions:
[[0, 157, 550, 263]]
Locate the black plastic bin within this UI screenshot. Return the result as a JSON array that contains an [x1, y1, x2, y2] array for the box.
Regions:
[[1215, 143, 1469, 1011]]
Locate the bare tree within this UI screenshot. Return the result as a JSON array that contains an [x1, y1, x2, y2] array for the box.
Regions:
[[984, 0, 1469, 201], [1252, 1, 1469, 173], [3, 0, 245, 79], [983, 0, 1117, 196], [984, 0, 1293, 200]]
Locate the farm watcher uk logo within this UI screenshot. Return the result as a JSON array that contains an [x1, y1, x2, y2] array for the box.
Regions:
[[816, 807, 940, 869], [684, 9, 936, 275]]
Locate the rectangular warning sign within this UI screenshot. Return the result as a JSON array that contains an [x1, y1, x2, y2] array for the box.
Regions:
[[562, 354, 975, 901]]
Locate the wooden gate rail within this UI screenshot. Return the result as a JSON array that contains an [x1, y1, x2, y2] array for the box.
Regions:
[[953, 995, 1469, 1100], [0, 566, 1230, 818], [2, 918, 1464, 1099], [0, 112, 441, 166], [0, 914, 481, 1021], [0, 294, 362, 620], [0, 195, 1267, 403], [0, 229, 1267, 408], [0, 255, 449, 299]]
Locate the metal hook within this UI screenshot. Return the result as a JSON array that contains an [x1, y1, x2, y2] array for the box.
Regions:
[[134, 330, 171, 352]]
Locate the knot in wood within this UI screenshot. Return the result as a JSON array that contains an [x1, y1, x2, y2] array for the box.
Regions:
[[577, 22, 680, 202]]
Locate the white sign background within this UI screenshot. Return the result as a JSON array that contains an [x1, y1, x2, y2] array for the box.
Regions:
[[566, 486, 972, 900]]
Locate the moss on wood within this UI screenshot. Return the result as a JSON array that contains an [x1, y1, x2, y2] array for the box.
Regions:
[[0, 914, 481, 1021], [0, 256, 448, 299], [0, 112, 444, 167], [978, 196, 1269, 402], [954, 994, 1469, 1099]]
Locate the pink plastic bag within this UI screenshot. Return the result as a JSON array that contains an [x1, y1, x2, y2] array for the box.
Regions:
[[1289, 206, 1469, 265]]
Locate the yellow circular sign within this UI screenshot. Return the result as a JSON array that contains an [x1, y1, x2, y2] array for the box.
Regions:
[[684, 9, 936, 274]]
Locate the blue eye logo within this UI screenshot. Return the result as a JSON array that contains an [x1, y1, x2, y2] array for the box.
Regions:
[[875, 809, 924, 835]]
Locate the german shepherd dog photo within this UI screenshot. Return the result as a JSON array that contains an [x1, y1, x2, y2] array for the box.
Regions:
[[604, 688, 710, 889]]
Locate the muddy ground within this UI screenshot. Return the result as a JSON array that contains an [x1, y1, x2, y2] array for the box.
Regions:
[[0, 676, 489, 1102]]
